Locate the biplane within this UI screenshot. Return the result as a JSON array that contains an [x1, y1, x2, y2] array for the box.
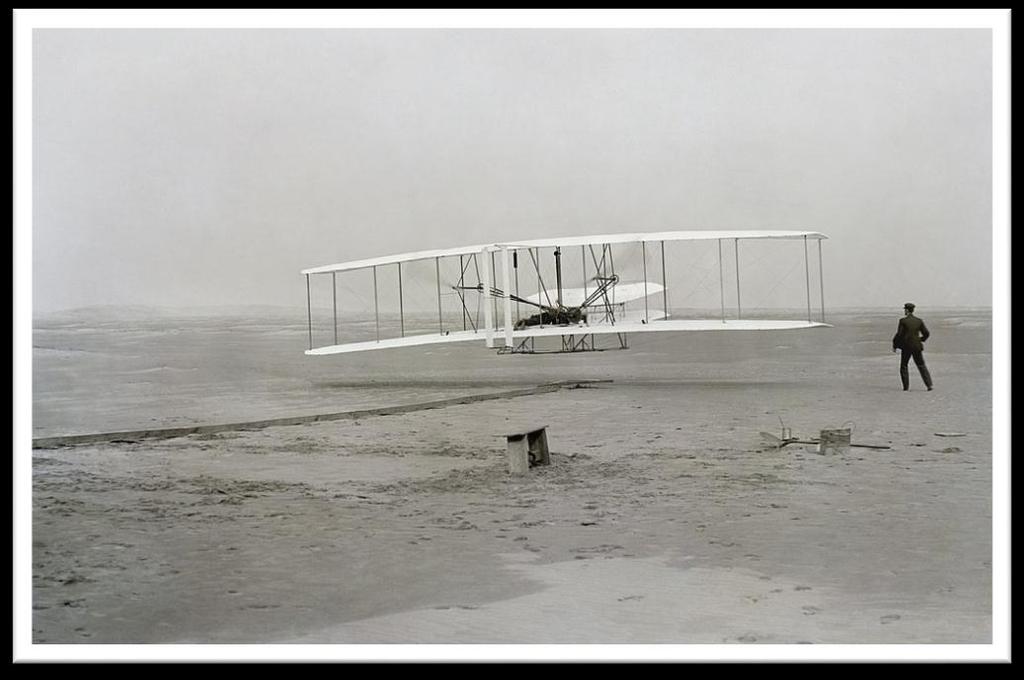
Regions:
[[301, 230, 830, 355]]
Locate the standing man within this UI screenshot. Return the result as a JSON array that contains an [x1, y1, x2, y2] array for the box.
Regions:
[[892, 302, 934, 391]]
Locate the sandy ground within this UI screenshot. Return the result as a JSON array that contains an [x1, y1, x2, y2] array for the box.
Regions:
[[31, 352, 992, 649]]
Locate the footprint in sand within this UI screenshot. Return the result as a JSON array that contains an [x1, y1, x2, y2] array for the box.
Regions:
[[570, 544, 624, 555], [801, 606, 821, 616], [617, 595, 644, 602], [880, 614, 901, 624], [794, 585, 812, 591]]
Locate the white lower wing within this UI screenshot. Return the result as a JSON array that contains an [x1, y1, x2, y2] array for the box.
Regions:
[[511, 318, 830, 341], [307, 317, 830, 355], [305, 329, 488, 355]]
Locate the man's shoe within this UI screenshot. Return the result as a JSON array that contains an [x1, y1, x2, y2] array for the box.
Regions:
[[927, 386, 934, 391]]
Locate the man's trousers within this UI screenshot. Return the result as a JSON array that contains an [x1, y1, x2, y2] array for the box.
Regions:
[[900, 348, 933, 390]]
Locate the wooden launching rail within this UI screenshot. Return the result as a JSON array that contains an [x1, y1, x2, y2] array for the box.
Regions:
[[33, 380, 611, 449]]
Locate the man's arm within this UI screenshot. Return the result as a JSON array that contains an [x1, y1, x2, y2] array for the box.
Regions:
[[892, 319, 905, 351], [920, 321, 930, 343]]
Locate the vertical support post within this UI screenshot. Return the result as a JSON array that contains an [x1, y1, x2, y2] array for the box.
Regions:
[[435, 257, 443, 334], [641, 241, 649, 322], [818, 239, 826, 323], [501, 246, 513, 348], [472, 254, 482, 331], [332, 272, 338, 346], [554, 246, 563, 307], [582, 246, 588, 300], [397, 262, 404, 338], [718, 239, 725, 322], [459, 255, 467, 331], [734, 238, 741, 319], [306, 274, 312, 351], [535, 248, 543, 328], [607, 245, 616, 305], [482, 248, 494, 347], [514, 250, 520, 323], [660, 240, 668, 319], [491, 251, 498, 330], [804, 235, 812, 323], [373, 266, 380, 342]]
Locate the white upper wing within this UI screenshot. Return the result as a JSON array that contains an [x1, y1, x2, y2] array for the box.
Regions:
[[301, 230, 827, 276], [497, 229, 826, 251]]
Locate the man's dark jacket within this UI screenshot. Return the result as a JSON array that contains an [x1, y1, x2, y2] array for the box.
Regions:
[[892, 314, 930, 352]]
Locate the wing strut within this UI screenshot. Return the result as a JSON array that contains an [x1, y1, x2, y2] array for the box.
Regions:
[[458, 255, 467, 331], [587, 244, 616, 325], [642, 241, 649, 323], [513, 249, 521, 322], [581, 246, 588, 301], [482, 248, 493, 347], [818, 239, 826, 323], [554, 246, 563, 307], [436, 256, 443, 334], [502, 246, 513, 348], [804, 235, 812, 323], [397, 262, 404, 337], [454, 255, 480, 333], [608, 245, 617, 306], [306, 274, 312, 350], [734, 238, 742, 319], [491, 251, 499, 331], [660, 240, 669, 320], [373, 266, 380, 342], [718, 239, 726, 322], [528, 249, 555, 310]]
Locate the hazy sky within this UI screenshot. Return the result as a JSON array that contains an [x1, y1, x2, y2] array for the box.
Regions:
[[31, 28, 995, 313]]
